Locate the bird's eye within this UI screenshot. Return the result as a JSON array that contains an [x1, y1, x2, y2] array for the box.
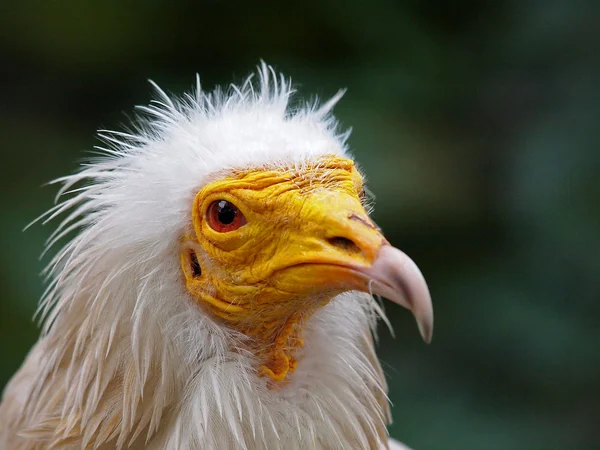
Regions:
[[206, 200, 247, 232]]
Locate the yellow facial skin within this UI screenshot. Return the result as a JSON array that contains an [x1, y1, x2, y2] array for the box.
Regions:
[[180, 156, 388, 382]]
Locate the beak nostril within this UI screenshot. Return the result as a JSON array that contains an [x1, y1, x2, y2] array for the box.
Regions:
[[327, 236, 361, 254]]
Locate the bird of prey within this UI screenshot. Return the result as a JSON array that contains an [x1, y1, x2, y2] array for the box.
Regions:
[[0, 63, 433, 450]]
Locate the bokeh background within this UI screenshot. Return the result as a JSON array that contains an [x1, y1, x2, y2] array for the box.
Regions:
[[1, 1, 599, 449]]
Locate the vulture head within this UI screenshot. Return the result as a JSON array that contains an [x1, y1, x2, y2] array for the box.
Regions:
[[1, 63, 433, 450]]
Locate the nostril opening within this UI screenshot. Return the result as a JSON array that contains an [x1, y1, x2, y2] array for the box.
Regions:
[[327, 236, 361, 254]]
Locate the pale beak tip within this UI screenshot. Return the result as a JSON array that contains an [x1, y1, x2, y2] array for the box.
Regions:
[[369, 245, 434, 343], [414, 291, 434, 343], [418, 317, 434, 344]]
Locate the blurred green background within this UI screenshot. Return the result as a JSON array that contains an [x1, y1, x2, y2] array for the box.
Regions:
[[1, 1, 598, 449]]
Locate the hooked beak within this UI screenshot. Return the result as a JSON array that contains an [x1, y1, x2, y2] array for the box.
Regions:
[[360, 245, 433, 343], [270, 197, 434, 343]]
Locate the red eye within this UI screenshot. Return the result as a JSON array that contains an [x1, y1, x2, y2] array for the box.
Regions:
[[206, 200, 247, 232]]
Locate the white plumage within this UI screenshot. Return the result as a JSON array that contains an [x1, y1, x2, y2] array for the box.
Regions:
[[0, 63, 428, 449]]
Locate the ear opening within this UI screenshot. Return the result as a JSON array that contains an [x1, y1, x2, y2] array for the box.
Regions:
[[189, 249, 202, 277], [181, 242, 203, 281]]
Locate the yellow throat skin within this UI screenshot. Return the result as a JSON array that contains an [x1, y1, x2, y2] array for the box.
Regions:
[[180, 155, 391, 382]]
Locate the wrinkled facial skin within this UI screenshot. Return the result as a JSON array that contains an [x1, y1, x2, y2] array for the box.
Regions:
[[180, 155, 432, 382]]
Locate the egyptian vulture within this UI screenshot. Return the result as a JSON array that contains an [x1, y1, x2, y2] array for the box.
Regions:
[[0, 64, 433, 450]]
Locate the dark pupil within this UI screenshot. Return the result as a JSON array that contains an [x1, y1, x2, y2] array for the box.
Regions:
[[217, 200, 236, 225]]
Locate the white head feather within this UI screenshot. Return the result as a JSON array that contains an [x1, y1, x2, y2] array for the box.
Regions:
[[6, 63, 394, 450]]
